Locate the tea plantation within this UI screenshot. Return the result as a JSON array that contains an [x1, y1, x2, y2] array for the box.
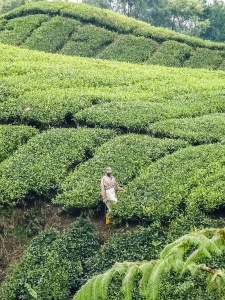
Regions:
[[1, 1, 225, 69], [1, 1, 225, 300]]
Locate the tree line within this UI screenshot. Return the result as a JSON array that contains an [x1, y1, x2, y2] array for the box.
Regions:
[[0, 0, 225, 42]]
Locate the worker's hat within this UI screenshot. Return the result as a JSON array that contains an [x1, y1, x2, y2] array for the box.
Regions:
[[105, 167, 112, 173]]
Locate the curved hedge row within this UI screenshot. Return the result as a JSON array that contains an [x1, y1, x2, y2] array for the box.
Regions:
[[0, 124, 38, 162], [0, 128, 115, 205], [0, 2, 225, 69], [0, 218, 99, 300], [148, 113, 225, 144], [2, 42, 225, 130], [112, 143, 225, 222], [54, 134, 188, 208]]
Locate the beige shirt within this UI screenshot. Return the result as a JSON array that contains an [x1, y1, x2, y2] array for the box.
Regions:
[[101, 175, 122, 200]]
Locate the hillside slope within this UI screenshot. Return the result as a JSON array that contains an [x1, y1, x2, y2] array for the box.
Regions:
[[0, 1, 225, 70]]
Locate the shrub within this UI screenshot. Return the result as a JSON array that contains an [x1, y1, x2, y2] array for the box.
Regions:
[[184, 48, 224, 70], [84, 223, 167, 279], [148, 113, 225, 144], [148, 40, 191, 67], [112, 143, 225, 223], [0, 14, 49, 46], [0, 88, 106, 128], [73, 101, 178, 133], [61, 24, 116, 57], [0, 128, 115, 205], [0, 124, 38, 162], [97, 35, 158, 63], [22, 16, 79, 53], [0, 218, 100, 300], [54, 134, 188, 208], [186, 161, 225, 213]]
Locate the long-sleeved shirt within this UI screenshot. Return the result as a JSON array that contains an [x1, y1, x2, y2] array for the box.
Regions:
[[100, 175, 122, 200]]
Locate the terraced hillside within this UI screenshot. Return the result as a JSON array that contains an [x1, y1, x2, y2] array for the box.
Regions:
[[1, 4, 225, 298], [1, 1, 225, 69], [1, 39, 225, 222]]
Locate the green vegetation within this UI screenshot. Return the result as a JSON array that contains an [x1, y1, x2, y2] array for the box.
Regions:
[[97, 35, 158, 63], [0, 14, 49, 46], [0, 124, 38, 162], [22, 16, 79, 53], [112, 144, 225, 222], [1, 2, 225, 298], [73, 228, 225, 300], [184, 48, 225, 70], [0, 218, 99, 300], [148, 40, 191, 67], [148, 113, 225, 144], [0, 128, 114, 205], [61, 24, 116, 57], [55, 134, 188, 208], [0, 2, 225, 68]]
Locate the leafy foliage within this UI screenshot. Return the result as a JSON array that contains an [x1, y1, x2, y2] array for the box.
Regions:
[[112, 143, 225, 222], [184, 48, 224, 70], [148, 113, 225, 144], [73, 227, 225, 300], [0, 14, 49, 46], [0, 124, 38, 162], [0, 128, 115, 205], [22, 16, 79, 53], [97, 35, 158, 63], [0, 2, 225, 69], [54, 134, 188, 208], [61, 24, 116, 57], [0, 218, 100, 300], [148, 40, 191, 67]]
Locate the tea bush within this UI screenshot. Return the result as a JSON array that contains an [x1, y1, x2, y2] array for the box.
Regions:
[[0, 88, 108, 128], [184, 48, 224, 70], [112, 143, 225, 222], [84, 222, 167, 279], [54, 134, 188, 208], [22, 16, 79, 53], [97, 35, 158, 63], [0, 128, 115, 205], [61, 24, 116, 57], [0, 218, 99, 300], [148, 40, 191, 67], [1, 2, 225, 69], [0, 14, 49, 46], [0, 124, 38, 162], [148, 113, 225, 144]]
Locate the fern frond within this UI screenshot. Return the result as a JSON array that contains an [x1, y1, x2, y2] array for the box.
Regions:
[[139, 261, 157, 297], [121, 264, 139, 300], [146, 260, 165, 300]]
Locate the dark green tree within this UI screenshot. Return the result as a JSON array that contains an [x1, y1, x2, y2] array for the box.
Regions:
[[201, 0, 225, 42]]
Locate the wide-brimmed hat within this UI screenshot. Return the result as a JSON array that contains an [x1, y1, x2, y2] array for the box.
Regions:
[[105, 167, 112, 173]]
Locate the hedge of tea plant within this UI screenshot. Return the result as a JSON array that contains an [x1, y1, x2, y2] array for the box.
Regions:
[[0, 124, 38, 162], [0, 218, 99, 300], [0, 14, 49, 46], [0, 88, 108, 128], [1, 2, 225, 69], [2, 1, 225, 50], [61, 24, 116, 57], [148, 40, 191, 67], [112, 143, 225, 222], [184, 48, 224, 70], [22, 16, 79, 53], [54, 134, 188, 208], [148, 113, 225, 144], [97, 35, 158, 63], [0, 128, 115, 205]]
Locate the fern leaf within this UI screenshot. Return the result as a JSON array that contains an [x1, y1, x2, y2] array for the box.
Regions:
[[139, 261, 156, 297], [121, 264, 139, 300]]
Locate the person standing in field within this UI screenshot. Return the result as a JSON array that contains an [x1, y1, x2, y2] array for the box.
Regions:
[[101, 167, 123, 213]]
